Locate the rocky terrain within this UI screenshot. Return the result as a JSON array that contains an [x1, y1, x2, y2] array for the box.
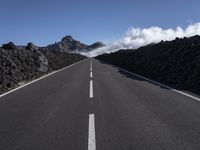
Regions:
[[46, 36, 104, 52], [0, 42, 86, 94], [0, 35, 105, 94], [97, 35, 200, 95]]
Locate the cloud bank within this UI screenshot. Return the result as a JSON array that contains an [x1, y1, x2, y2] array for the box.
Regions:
[[82, 22, 200, 57]]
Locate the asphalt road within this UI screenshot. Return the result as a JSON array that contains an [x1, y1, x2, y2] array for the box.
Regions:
[[1, 58, 200, 150]]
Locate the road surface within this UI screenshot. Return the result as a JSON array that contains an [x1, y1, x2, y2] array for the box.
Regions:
[[0, 58, 200, 150]]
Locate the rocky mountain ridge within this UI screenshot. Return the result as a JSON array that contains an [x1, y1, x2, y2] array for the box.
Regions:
[[46, 36, 104, 52]]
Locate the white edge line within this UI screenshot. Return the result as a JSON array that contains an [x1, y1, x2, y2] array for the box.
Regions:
[[88, 114, 96, 150], [90, 80, 93, 98], [0, 59, 87, 98], [117, 67, 200, 102]]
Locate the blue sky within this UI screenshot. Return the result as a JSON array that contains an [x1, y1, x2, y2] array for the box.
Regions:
[[0, 0, 199, 46]]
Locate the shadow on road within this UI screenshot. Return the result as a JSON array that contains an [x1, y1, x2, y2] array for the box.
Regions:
[[97, 59, 170, 90], [96, 58, 200, 99]]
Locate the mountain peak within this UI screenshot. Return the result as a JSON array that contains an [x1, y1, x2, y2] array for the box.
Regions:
[[47, 35, 104, 52], [61, 36, 74, 42], [47, 35, 88, 52]]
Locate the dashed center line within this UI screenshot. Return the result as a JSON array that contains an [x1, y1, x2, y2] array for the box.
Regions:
[[90, 60, 93, 98], [90, 60, 93, 72], [88, 114, 96, 150], [90, 80, 93, 98], [90, 72, 93, 78], [88, 60, 96, 150], [90, 60, 92, 68]]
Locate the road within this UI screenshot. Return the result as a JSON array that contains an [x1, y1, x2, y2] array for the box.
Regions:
[[1, 58, 200, 150]]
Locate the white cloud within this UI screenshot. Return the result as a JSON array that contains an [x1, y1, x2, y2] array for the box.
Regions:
[[81, 22, 200, 57]]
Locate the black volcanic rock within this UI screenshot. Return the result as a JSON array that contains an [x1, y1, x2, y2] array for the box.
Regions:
[[0, 44, 86, 94], [0, 48, 43, 92], [97, 35, 200, 95], [40, 49, 86, 71], [2, 42, 16, 50]]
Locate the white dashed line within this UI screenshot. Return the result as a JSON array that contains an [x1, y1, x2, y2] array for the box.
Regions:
[[90, 60, 92, 68], [90, 60, 93, 71], [88, 114, 96, 150], [88, 60, 95, 150], [90, 80, 93, 98], [90, 72, 93, 78]]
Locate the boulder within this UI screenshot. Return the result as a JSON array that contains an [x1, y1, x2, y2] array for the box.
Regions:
[[26, 42, 38, 50], [2, 42, 16, 50]]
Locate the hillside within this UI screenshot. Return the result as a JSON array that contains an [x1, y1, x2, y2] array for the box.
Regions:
[[97, 35, 200, 95], [0, 42, 86, 94]]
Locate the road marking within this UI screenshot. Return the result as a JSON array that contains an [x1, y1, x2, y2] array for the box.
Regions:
[[118, 67, 200, 102], [0, 59, 87, 98], [90, 60, 92, 68], [90, 60, 92, 71], [88, 114, 96, 150], [90, 72, 93, 78], [90, 80, 93, 98]]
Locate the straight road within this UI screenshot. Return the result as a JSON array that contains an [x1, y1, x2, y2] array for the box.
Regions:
[[1, 58, 200, 150]]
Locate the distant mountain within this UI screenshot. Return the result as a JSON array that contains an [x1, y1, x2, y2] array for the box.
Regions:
[[84, 42, 105, 51], [46, 36, 105, 52], [46, 36, 88, 52], [0, 35, 105, 75], [9, 35, 104, 53]]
